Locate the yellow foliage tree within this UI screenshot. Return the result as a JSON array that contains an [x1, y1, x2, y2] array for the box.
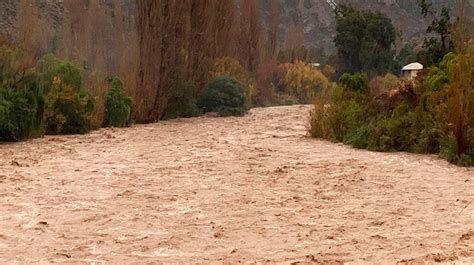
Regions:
[[210, 57, 246, 83], [281, 61, 331, 103]]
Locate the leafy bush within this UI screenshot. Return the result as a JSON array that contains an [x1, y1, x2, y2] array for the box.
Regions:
[[0, 47, 45, 141], [103, 78, 133, 127], [37, 54, 82, 91], [45, 76, 94, 134], [331, 99, 367, 142], [0, 89, 37, 141], [339, 73, 369, 93], [426, 67, 449, 91], [37, 55, 95, 135], [343, 123, 373, 149], [198, 76, 247, 117], [410, 108, 442, 154], [163, 76, 199, 120], [439, 134, 458, 163], [368, 103, 418, 151]]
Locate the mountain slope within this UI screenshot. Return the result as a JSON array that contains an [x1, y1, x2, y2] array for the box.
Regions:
[[1, 1, 470, 54], [270, 0, 470, 52]]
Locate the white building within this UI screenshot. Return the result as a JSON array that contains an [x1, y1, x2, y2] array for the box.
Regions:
[[402, 62, 423, 80]]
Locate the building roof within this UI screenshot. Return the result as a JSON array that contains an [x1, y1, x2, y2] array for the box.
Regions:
[[402, 62, 423, 71]]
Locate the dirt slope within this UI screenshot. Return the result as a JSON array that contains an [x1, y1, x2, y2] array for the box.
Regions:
[[0, 105, 473, 263]]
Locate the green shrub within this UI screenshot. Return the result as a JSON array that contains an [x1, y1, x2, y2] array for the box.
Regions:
[[319, 84, 382, 149], [384, 103, 418, 151], [426, 67, 449, 91], [339, 73, 369, 93], [163, 76, 199, 119], [37, 55, 95, 135], [439, 52, 456, 71], [198, 76, 247, 117], [438, 134, 474, 166], [0, 89, 37, 141], [439, 134, 458, 163], [343, 123, 372, 149], [0, 47, 46, 141], [332, 99, 366, 142], [0, 97, 7, 125], [469, 149, 474, 160], [103, 78, 132, 127], [458, 154, 473, 167], [414, 125, 442, 154], [454, 129, 474, 166], [37, 54, 82, 91], [45, 76, 95, 135]]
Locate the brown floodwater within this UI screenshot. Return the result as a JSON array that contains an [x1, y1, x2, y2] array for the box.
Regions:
[[0, 105, 472, 263]]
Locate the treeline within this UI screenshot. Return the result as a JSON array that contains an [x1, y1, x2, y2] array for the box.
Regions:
[[310, 0, 474, 166], [0, 0, 335, 135], [134, 0, 334, 122], [135, 0, 280, 122], [2, 0, 335, 142]]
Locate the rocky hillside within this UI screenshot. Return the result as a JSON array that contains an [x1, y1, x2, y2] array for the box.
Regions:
[[264, 0, 471, 52], [1, 0, 470, 53], [0, 0, 16, 40]]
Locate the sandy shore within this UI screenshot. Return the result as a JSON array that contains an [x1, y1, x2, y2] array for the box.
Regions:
[[0, 105, 473, 263]]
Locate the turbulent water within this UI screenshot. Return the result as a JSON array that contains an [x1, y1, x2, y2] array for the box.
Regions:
[[0, 105, 473, 263]]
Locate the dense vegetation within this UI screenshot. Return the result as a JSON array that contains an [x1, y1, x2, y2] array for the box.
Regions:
[[310, 0, 474, 166], [0, 48, 45, 141], [0, 47, 121, 141]]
